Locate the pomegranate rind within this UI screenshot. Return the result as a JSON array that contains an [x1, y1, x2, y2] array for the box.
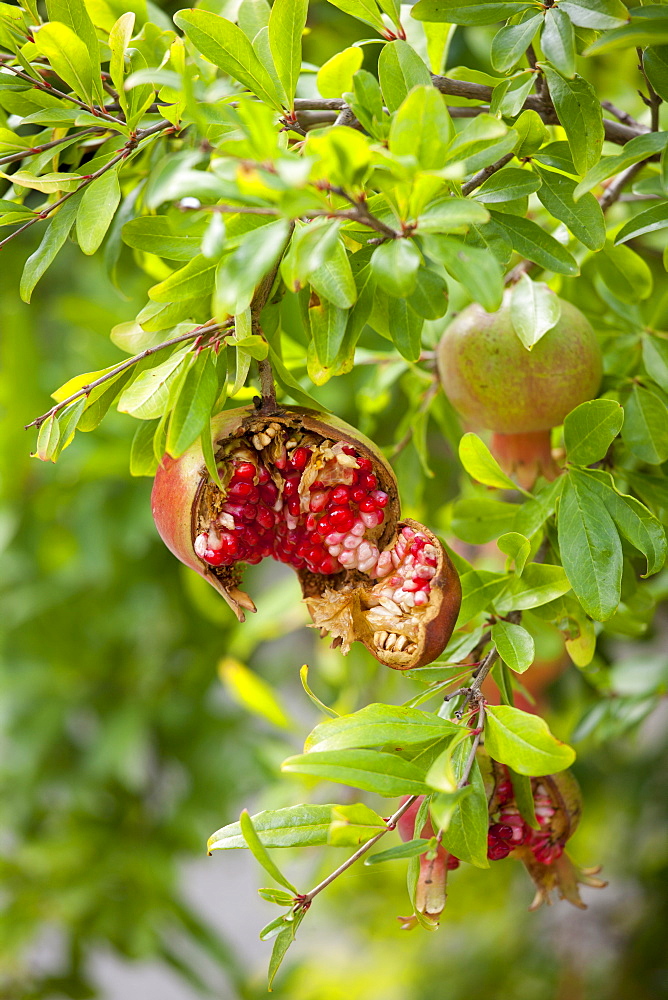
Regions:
[[437, 296, 602, 434], [151, 404, 461, 667]]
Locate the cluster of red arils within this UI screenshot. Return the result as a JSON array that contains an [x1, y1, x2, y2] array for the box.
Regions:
[[152, 405, 462, 670], [395, 753, 605, 928]]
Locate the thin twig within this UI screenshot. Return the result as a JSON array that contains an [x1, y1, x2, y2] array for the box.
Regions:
[[296, 795, 419, 908], [462, 151, 515, 196], [601, 100, 645, 130], [25, 321, 231, 430], [458, 700, 486, 789], [598, 161, 646, 213], [0, 127, 106, 166], [180, 200, 399, 239], [0, 63, 127, 126]]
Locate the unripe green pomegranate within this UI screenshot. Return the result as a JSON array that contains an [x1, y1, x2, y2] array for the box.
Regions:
[[437, 292, 602, 487]]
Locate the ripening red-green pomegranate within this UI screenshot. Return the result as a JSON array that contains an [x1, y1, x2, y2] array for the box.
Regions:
[[151, 405, 461, 670], [437, 293, 602, 487]]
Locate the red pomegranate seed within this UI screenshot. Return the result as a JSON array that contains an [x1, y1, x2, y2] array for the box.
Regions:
[[291, 447, 310, 469], [310, 480, 325, 491], [241, 504, 257, 522], [317, 514, 332, 533], [257, 466, 270, 484], [360, 472, 377, 490], [309, 490, 330, 513], [487, 843, 511, 861], [329, 507, 355, 531], [259, 482, 279, 505], [357, 457, 372, 472], [358, 497, 377, 513], [329, 485, 350, 505], [255, 507, 274, 530], [318, 555, 340, 574], [342, 445, 355, 456], [228, 481, 254, 498], [306, 513, 318, 532], [446, 855, 460, 870], [203, 548, 226, 565], [489, 823, 514, 842], [283, 476, 300, 498], [371, 490, 388, 507], [287, 498, 301, 517], [234, 462, 256, 481]]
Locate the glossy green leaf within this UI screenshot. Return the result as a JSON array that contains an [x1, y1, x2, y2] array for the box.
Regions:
[[424, 732, 472, 793], [412, 0, 534, 25], [495, 563, 572, 613], [424, 236, 504, 311], [328, 803, 386, 846], [459, 432, 525, 491], [475, 168, 541, 205], [304, 703, 460, 753], [209, 804, 335, 851], [596, 243, 652, 303], [622, 385, 668, 465], [490, 70, 534, 118], [389, 85, 454, 169], [108, 12, 135, 115], [489, 211, 579, 275], [166, 350, 219, 456], [323, 0, 386, 33], [35, 414, 60, 463], [317, 46, 364, 98], [19, 196, 80, 304], [451, 498, 519, 545], [559, 0, 628, 29], [174, 9, 282, 110], [644, 45, 668, 102], [491, 621, 535, 674], [309, 297, 348, 368], [574, 132, 668, 199], [542, 8, 576, 78], [365, 839, 432, 864], [576, 469, 667, 577], [378, 40, 432, 113], [513, 109, 550, 157], [497, 531, 531, 575], [33, 21, 96, 104], [557, 473, 622, 620], [408, 267, 449, 319], [542, 65, 604, 175], [535, 166, 605, 251], [76, 170, 121, 257], [268, 0, 307, 106], [267, 913, 304, 991], [150, 256, 218, 304], [564, 399, 624, 467], [485, 705, 576, 775], [129, 419, 159, 477], [456, 569, 508, 624], [510, 275, 562, 350], [309, 239, 357, 309], [615, 203, 668, 245], [642, 334, 668, 393], [239, 810, 298, 893], [490, 15, 542, 73], [215, 219, 290, 315], [429, 786, 472, 833], [417, 197, 488, 232], [117, 346, 192, 420], [440, 743, 489, 867], [122, 217, 203, 260], [281, 749, 429, 797], [370, 239, 421, 297], [585, 18, 668, 55]]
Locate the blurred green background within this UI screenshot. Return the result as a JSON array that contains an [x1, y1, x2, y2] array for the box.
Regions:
[[2, 2, 668, 998]]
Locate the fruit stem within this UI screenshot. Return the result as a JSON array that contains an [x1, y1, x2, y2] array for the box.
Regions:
[[257, 357, 280, 414], [490, 430, 561, 490]]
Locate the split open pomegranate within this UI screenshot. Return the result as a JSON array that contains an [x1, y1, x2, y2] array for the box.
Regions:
[[151, 405, 461, 670]]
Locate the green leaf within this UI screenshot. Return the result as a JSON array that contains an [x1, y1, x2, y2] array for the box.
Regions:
[[485, 705, 576, 775], [304, 703, 460, 753], [439, 744, 489, 867], [129, 419, 160, 477], [488, 211, 579, 275], [323, 0, 386, 33], [424, 236, 504, 311], [535, 167, 605, 251], [622, 385, 668, 465], [475, 168, 542, 205], [442, 115, 517, 173], [328, 803, 386, 846], [122, 217, 203, 261], [383, 298, 424, 362], [497, 531, 531, 575], [299, 665, 339, 719], [510, 275, 562, 350], [576, 469, 667, 577], [542, 65, 604, 175], [109, 12, 135, 116], [559, 0, 628, 30], [267, 912, 304, 991], [379, 40, 432, 112], [117, 347, 192, 420], [563, 398, 624, 467], [615, 202, 668, 245], [309, 297, 348, 368], [370, 239, 421, 298], [456, 569, 508, 624], [451, 498, 519, 544], [215, 219, 290, 315], [388, 85, 454, 169], [317, 46, 364, 98], [490, 16, 542, 73], [643, 334, 668, 393], [490, 69, 534, 118], [542, 8, 576, 79], [585, 14, 668, 55], [209, 804, 335, 851], [35, 414, 60, 463], [365, 839, 432, 864], [150, 255, 218, 304], [412, 0, 534, 26], [459, 432, 525, 491], [557, 473, 622, 620], [258, 888, 295, 906], [3, 170, 82, 194], [596, 243, 652, 303], [76, 170, 121, 256], [513, 110, 550, 157], [424, 732, 472, 792], [574, 132, 668, 199], [166, 349, 220, 456], [417, 197, 489, 232], [174, 9, 282, 110], [429, 786, 472, 833], [408, 267, 449, 319], [309, 239, 357, 309], [644, 45, 668, 103], [268, 0, 308, 107], [239, 810, 298, 893], [33, 20, 96, 104], [281, 749, 429, 797], [495, 563, 572, 613], [491, 621, 535, 674], [19, 195, 80, 304]]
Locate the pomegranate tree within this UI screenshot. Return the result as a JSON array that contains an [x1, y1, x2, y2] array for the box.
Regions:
[[151, 405, 461, 670], [437, 293, 602, 488]]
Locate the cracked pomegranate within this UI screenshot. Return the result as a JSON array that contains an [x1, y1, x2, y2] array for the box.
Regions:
[[437, 293, 602, 488], [151, 405, 461, 670]]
